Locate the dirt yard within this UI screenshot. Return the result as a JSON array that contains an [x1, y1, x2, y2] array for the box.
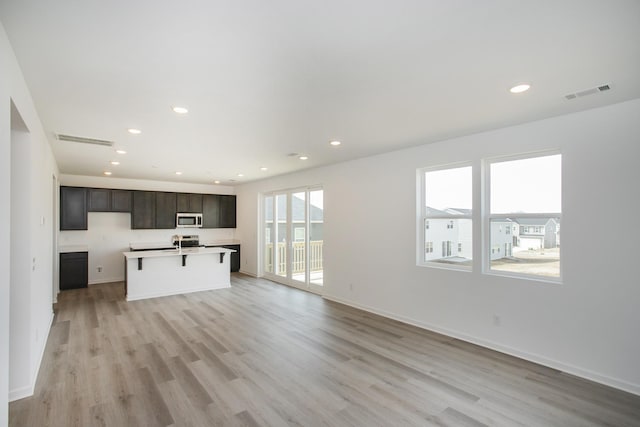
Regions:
[[491, 248, 560, 278]]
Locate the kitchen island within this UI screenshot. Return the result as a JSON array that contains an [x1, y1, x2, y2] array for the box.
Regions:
[[123, 246, 235, 301]]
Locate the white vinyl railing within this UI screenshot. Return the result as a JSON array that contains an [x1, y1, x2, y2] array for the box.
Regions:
[[265, 240, 323, 274]]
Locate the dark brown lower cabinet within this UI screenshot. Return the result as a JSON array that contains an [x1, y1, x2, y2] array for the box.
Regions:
[[223, 245, 240, 272], [60, 252, 88, 290]]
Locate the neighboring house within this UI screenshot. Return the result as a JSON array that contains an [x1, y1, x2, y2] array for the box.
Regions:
[[514, 218, 559, 250], [425, 208, 560, 262], [490, 219, 514, 260], [265, 195, 324, 243], [424, 207, 471, 262]]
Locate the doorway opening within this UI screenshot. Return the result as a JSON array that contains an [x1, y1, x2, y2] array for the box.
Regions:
[[263, 187, 323, 293]]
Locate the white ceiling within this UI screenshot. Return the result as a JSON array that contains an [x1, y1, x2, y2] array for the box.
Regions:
[[1, 0, 639, 185]]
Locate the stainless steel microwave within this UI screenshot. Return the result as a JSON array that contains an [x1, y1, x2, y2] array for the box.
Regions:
[[176, 213, 203, 228]]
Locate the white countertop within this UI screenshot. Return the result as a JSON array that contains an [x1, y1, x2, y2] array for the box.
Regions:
[[201, 239, 241, 246], [123, 246, 236, 259], [129, 240, 240, 251], [129, 242, 176, 251], [59, 245, 89, 253]]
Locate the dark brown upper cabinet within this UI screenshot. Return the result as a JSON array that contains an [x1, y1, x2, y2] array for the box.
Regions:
[[111, 190, 132, 212], [219, 195, 237, 228], [87, 188, 111, 212], [60, 186, 234, 230], [155, 192, 177, 229], [88, 188, 132, 213], [60, 186, 87, 230], [131, 191, 156, 229], [202, 194, 220, 228], [177, 193, 203, 213]]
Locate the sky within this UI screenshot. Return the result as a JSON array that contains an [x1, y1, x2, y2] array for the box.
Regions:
[[425, 166, 472, 210], [425, 154, 561, 213]]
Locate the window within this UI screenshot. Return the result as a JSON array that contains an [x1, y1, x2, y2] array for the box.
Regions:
[[418, 164, 472, 269], [488, 153, 561, 280], [294, 227, 305, 242], [425, 242, 433, 253]]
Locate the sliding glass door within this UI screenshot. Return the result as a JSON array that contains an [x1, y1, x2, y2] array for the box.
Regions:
[[263, 187, 323, 293]]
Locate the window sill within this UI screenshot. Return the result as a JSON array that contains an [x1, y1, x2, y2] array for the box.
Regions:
[[484, 269, 562, 285], [418, 262, 472, 273]]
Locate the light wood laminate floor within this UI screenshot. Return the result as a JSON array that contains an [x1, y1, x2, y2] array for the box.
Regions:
[[10, 274, 640, 426]]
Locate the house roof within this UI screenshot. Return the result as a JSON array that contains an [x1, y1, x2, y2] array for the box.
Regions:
[[425, 207, 449, 216], [514, 218, 558, 226], [425, 207, 471, 216], [446, 208, 472, 215], [265, 195, 324, 222]]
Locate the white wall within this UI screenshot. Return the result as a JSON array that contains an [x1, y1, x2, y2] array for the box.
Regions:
[[59, 175, 236, 285], [9, 116, 31, 400], [0, 29, 11, 427], [1, 21, 59, 413], [236, 98, 640, 395]]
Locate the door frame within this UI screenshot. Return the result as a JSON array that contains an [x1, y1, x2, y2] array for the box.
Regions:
[[261, 186, 323, 294]]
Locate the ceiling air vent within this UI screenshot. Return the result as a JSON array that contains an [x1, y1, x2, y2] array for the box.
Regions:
[[56, 133, 114, 147], [564, 83, 611, 101]]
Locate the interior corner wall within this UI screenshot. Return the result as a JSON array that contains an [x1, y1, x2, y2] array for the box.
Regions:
[[9, 116, 32, 401], [235, 98, 640, 396], [1, 20, 59, 412], [0, 45, 11, 427]]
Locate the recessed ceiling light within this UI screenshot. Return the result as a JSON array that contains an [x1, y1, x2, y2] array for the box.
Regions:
[[237, 173, 244, 177], [175, 171, 183, 175], [127, 128, 141, 135], [172, 106, 189, 114], [330, 140, 341, 146], [214, 180, 221, 184], [509, 84, 531, 94], [110, 161, 120, 165], [299, 156, 308, 160], [260, 167, 268, 171], [103, 171, 112, 176], [116, 149, 127, 154]]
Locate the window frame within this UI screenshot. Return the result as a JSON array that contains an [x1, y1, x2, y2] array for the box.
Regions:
[[417, 162, 473, 271], [484, 151, 562, 283]]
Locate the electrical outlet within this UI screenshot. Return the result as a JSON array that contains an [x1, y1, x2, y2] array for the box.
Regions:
[[97, 266, 103, 273]]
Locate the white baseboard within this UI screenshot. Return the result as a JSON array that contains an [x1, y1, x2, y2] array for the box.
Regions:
[[237, 270, 257, 278], [89, 277, 124, 285], [8, 385, 32, 402], [9, 310, 54, 402], [323, 294, 640, 397]]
